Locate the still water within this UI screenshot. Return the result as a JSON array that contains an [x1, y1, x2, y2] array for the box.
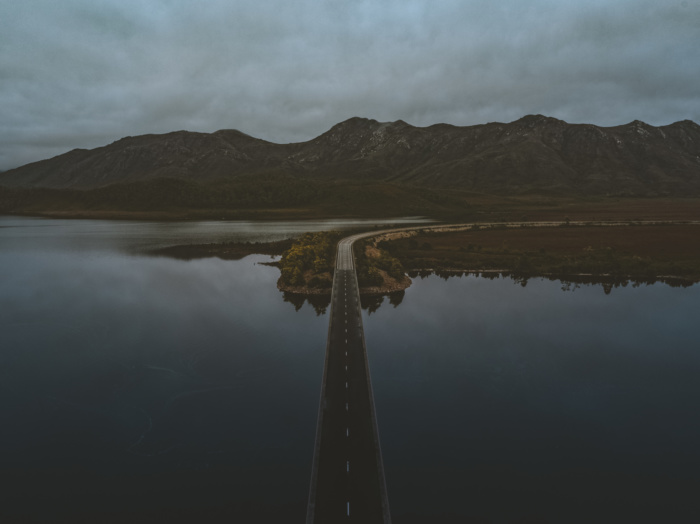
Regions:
[[365, 275, 700, 523], [1, 216, 699, 522]]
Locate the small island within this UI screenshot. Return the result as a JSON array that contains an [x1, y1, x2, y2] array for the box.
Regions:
[[275, 231, 410, 295]]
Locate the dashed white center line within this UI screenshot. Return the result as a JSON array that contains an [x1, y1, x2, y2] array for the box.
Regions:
[[346, 428, 349, 437], [345, 402, 348, 410], [347, 502, 350, 516], [346, 461, 350, 473]]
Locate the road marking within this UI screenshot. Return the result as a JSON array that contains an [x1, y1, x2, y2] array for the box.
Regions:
[[345, 402, 348, 410], [345, 351, 347, 356], [347, 502, 350, 516], [345, 382, 348, 389], [346, 428, 349, 437], [345, 365, 347, 371], [346, 461, 350, 473], [345, 338, 347, 344]]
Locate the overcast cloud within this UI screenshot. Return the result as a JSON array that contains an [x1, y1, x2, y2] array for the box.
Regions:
[[1, 0, 698, 170]]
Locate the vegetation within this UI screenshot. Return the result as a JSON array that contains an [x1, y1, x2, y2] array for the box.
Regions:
[[383, 223, 700, 284], [275, 230, 408, 293], [278, 231, 343, 289], [0, 174, 323, 210], [0, 176, 477, 220], [4, 173, 700, 224], [354, 239, 406, 288]]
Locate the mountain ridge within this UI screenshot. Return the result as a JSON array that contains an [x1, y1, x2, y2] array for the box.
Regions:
[[2, 115, 699, 196]]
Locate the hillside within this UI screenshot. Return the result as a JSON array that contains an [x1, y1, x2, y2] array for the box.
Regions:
[[2, 116, 699, 197]]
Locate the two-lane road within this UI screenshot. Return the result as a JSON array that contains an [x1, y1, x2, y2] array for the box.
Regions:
[[306, 232, 392, 524]]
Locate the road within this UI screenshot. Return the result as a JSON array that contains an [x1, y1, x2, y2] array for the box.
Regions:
[[306, 231, 392, 524], [305, 219, 681, 522]]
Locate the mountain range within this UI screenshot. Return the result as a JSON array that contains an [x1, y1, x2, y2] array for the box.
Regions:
[[2, 115, 699, 196]]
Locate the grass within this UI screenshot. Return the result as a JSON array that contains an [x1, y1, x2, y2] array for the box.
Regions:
[[382, 223, 700, 285]]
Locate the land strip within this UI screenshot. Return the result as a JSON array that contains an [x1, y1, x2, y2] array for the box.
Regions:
[[379, 220, 700, 286], [280, 220, 700, 293], [148, 220, 700, 293]]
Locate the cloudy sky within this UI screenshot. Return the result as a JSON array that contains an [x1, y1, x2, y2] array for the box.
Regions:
[[1, 0, 698, 170]]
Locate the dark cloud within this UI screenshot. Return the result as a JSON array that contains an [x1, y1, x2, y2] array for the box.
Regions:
[[1, 0, 699, 170]]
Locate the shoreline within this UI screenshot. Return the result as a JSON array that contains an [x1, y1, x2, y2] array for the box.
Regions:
[[407, 268, 698, 285], [148, 239, 293, 260], [148, 220, 700, 293]]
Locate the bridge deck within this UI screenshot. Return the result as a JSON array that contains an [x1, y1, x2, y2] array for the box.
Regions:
[[306, 234, 391, 523]]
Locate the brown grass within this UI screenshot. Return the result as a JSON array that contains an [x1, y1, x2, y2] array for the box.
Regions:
[[421, 225, 700, 260]]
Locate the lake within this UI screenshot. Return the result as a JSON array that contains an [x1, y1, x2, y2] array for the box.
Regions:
[[1, 216, 699, 523]]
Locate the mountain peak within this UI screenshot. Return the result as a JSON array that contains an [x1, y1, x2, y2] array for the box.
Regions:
[[338, 116, 377, 126], [626, 119, 653, 128], [668, 119, 700, 129], [514, 114, 564, 126], [3, 116, 699, 197]]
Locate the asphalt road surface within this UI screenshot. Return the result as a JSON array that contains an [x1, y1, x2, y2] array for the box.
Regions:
[[306, 232, 391, 524]]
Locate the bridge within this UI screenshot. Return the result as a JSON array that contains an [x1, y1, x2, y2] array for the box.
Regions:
[[306, 232, 392, 523]]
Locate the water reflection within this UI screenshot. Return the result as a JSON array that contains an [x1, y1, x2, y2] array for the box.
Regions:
[[364, 273, 700, 523], [0, 215, 433, 521], [3, 216, 699, 522], [360, 291, 406, 314], [282, 292, 331, 315], [4, 216, 443, 521], [280, 269, 696, 319], [0, 215, 432, 254], [0, 251, 326, 521], [279, 291, 407, 316], [409, 269, 696, 295]]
